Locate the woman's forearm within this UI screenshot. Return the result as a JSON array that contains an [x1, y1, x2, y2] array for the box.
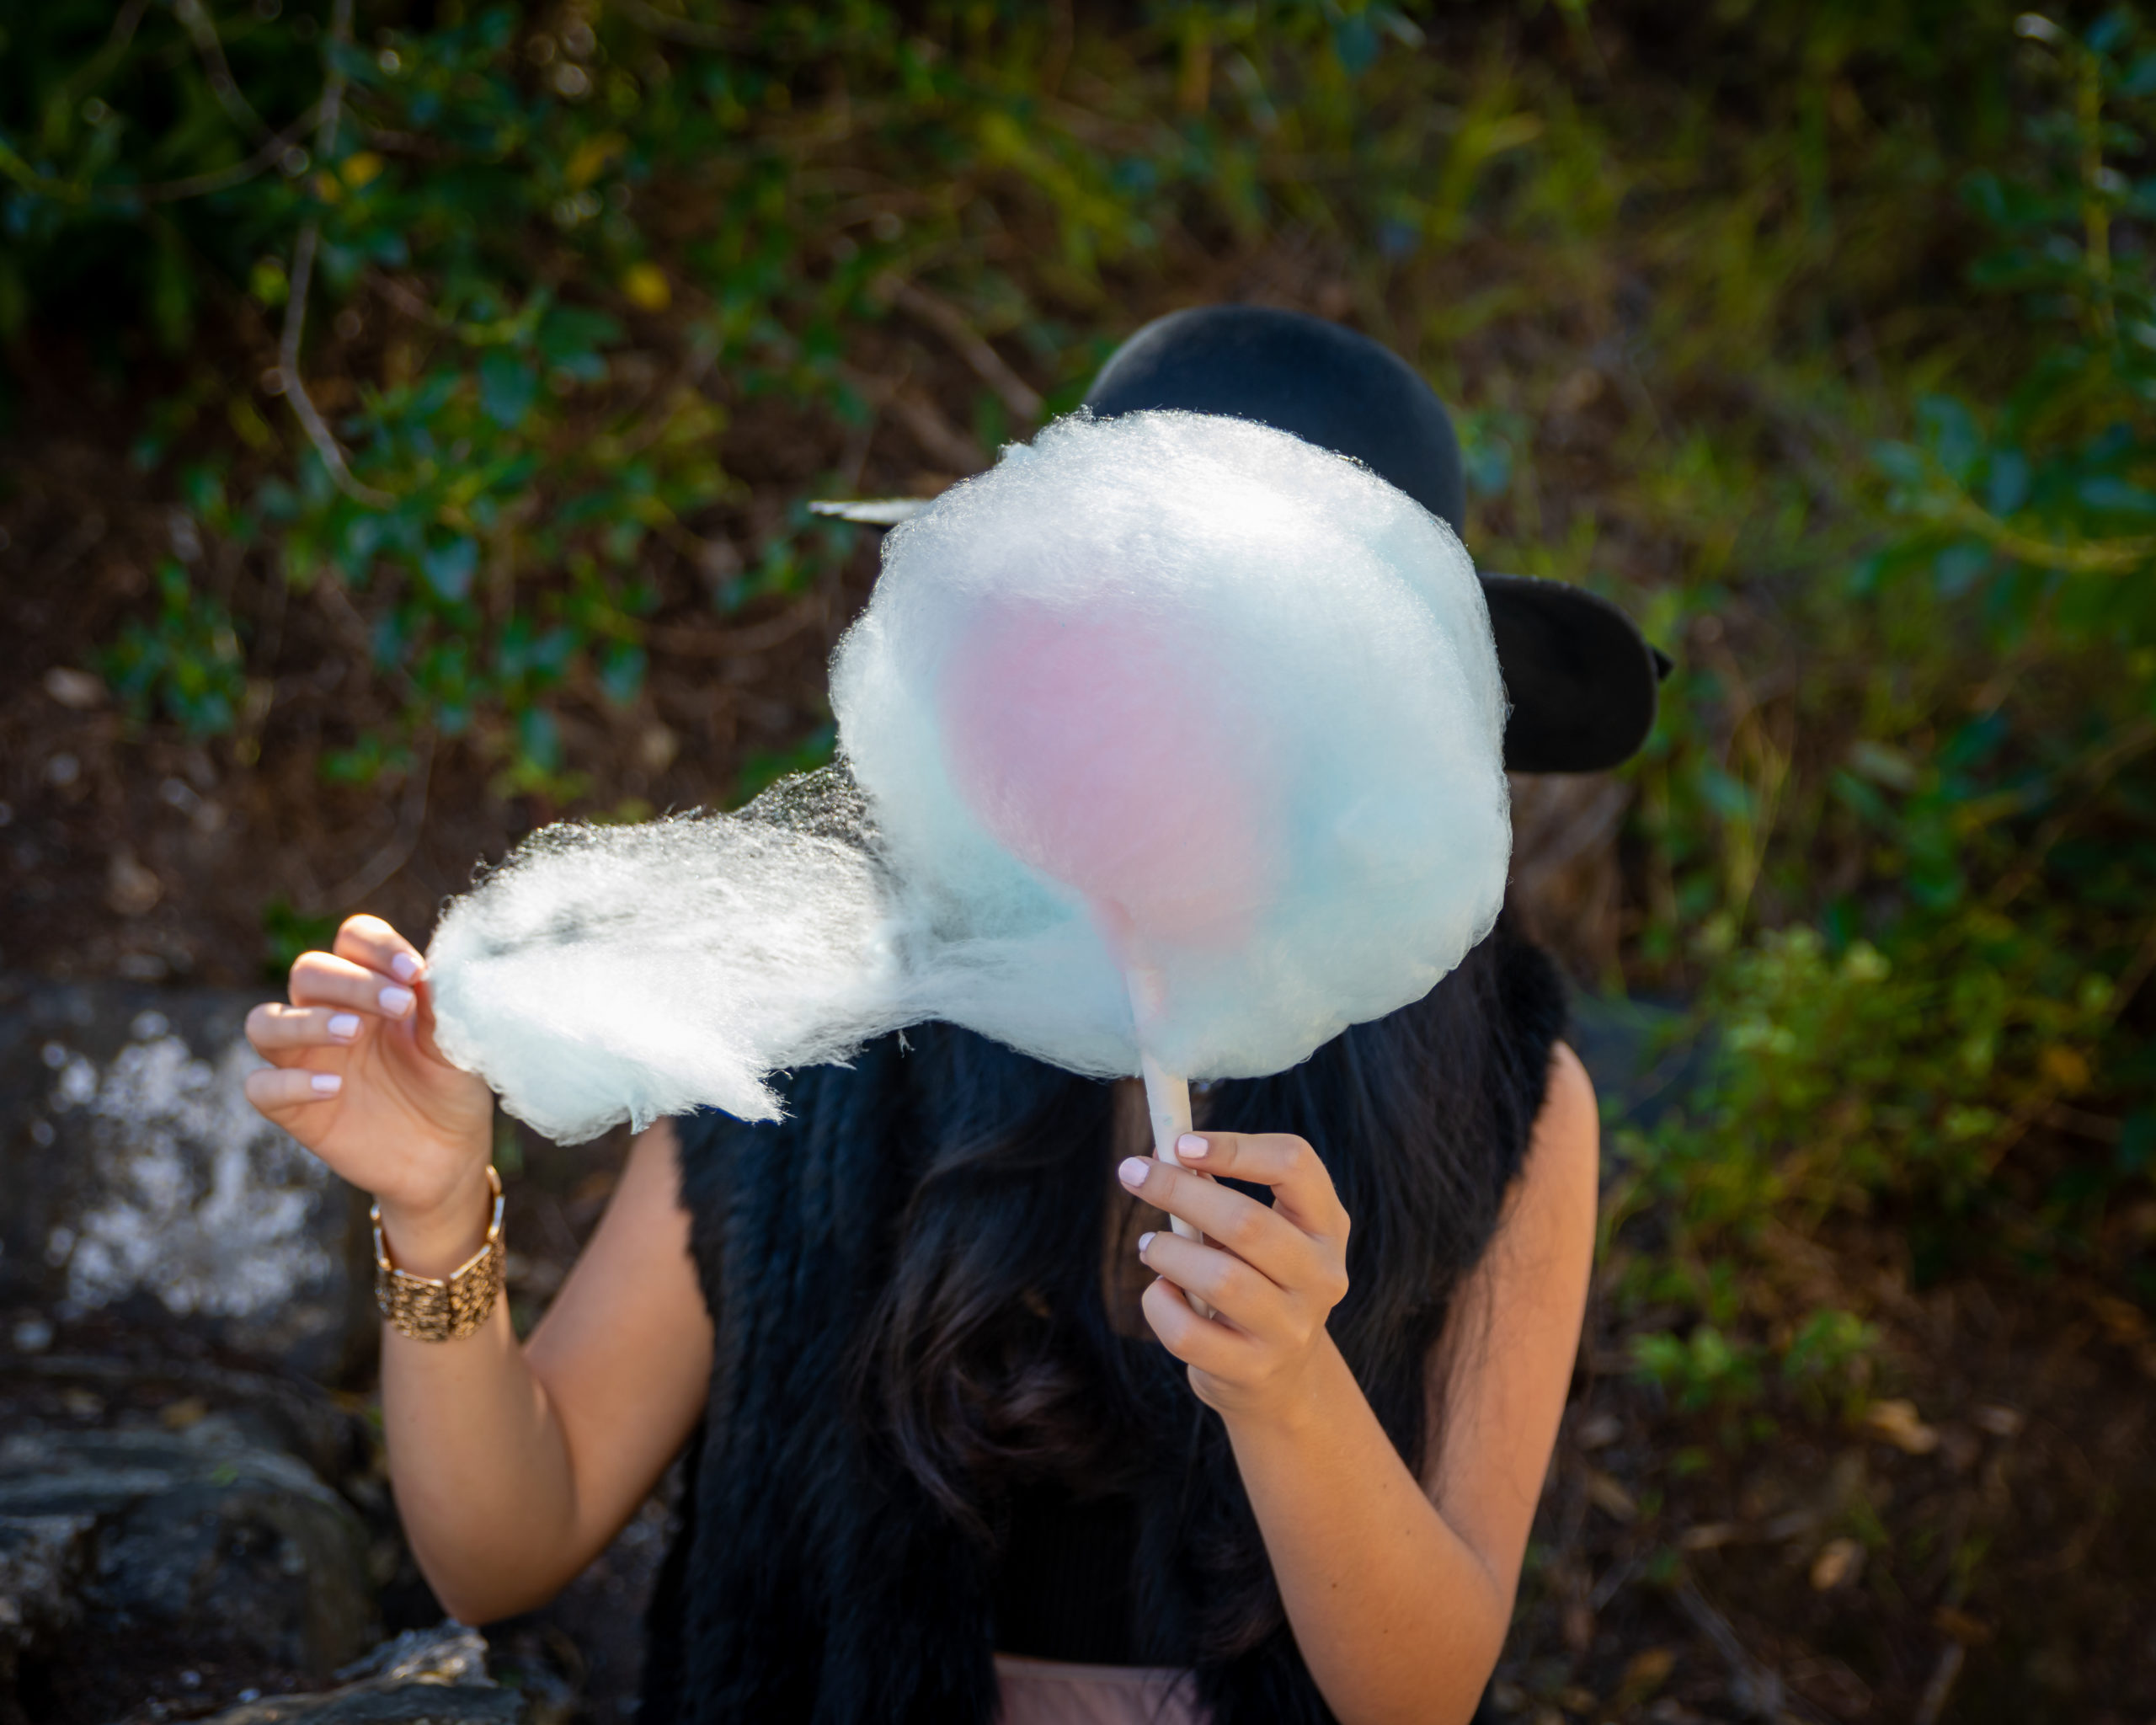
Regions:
[[1222, 1334, 1509, 1725], [376, 1192, 587, 1625], [245, 923, 707, 1626], [375, 1120, 713, 1626]]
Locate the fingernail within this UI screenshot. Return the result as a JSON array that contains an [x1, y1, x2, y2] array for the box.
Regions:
[[1118, 1156, 1150, 1188], [310, 1072, 343, 1096], [1137, 1231, 1155, 1253], [390, 952, 421, 982], [1177, 1134, 1208, 1160], [328, 1013, 360, 1039], [379, 985, 415, 1017]]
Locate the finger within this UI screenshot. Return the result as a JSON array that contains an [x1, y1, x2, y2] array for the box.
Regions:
[[412, 975, 451, 1065], [244, 1064, 344, 1116], [332, 914, 425, 985], [247, 1001, 367, 1061], [290, 950, 420, 1021], [1139, 1274, 1256, 1375], [1117, 1155, 1318, 1285], [1174, 1131, 1349, 1239], [1139, 1229, 1298, 1343]]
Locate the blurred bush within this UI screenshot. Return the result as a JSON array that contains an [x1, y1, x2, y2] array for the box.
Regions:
[[1612, 7, 2156, 1434], [4, 0, 1521, 795]]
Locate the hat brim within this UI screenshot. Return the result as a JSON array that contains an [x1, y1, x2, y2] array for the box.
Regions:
[[1484, 574, 1669, 774]]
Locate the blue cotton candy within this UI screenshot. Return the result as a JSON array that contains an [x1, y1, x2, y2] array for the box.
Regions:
[[425, 411, 1511, 1142]]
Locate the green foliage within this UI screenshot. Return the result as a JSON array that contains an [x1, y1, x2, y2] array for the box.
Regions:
[[1870, 8, 2156, 664], [5, 0, 1528, 794], [734, 721, 837, 806], [101, 559, 248, 736], [261, 897, 339, 980], [1627, 924, 2115, 1232], [1601, 8, 2156, 1435], [1780, 1308, 1881, 1420], [1630, 1325, 1762, 1415]]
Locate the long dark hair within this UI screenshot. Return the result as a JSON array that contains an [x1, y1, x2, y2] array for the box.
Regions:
[[857, 911, 1561, 1653], [645, 913, 1564, 1722]]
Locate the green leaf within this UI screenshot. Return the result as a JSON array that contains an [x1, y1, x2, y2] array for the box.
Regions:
[[1933, 539, 1992, 596], [2121, 1110, 2156, 1176], [2076, 475, 2156, 515], [1332, 15, 1380, 77], [420, 536, 480, 601], [598, 640, 647, 706], [478, 350, 539, 429], [519, 704, 563, 773], [1917, 396, 1982, 485], [1985, 448, 2031, 515]]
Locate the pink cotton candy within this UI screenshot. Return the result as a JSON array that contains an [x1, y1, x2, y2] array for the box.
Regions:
[[939, 595, 1278, 960]]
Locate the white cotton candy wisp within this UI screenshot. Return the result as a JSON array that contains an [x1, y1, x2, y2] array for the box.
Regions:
[[424, 410, 1512, 1140], [424, 788, 905, 1141]]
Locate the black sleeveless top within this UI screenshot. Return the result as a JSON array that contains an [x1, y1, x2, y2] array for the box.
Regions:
[[991, 1476, 1150, 1661], [641, 921, 1567, 1724]]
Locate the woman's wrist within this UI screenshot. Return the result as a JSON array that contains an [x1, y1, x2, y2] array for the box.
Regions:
[[1210, 1329, 1350, 1447], [376, 1160, 497, 1280]]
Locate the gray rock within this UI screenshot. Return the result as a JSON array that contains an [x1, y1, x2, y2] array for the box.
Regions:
[[0, 1415, 375, 1690], [203, 1625, 525, 1725], [0, 977, 374, 1383], [0, 1511, 91, 1703], [335, 1625, 494, 1686]]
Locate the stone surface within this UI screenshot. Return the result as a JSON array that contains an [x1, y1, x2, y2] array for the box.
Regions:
[[0, 1510, 90, 1711], [0, 975, 374, 1383], [200, 1626, 526, 1725], [0, 1413, 376, 1717]]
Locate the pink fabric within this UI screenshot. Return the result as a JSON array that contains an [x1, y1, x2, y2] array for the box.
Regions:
[[992, 1653, 1210, 1725]]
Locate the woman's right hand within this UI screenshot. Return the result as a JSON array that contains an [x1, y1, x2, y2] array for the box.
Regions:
[[244, 915, 497, 1268]]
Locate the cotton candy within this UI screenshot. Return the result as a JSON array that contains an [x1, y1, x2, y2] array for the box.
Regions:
[[425, 780, 903, 1140], [426, 410, 1511, 1141]]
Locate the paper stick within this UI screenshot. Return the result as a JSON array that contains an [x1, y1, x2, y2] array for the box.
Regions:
[[1139, 1050, 1214, 1321]]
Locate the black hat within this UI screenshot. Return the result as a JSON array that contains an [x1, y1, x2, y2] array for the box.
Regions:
[[1081, 305, 1669, 774]]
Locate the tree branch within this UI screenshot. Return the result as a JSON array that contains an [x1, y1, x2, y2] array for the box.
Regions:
[[144, 104, 320, 202], [279, 225, 392, 507], [173, 0, 272, 139], [276, 0, 392, 510], [876, 273, 1043, 423], [1925, 485, 2156, 575], [612, 0, 750, 51]]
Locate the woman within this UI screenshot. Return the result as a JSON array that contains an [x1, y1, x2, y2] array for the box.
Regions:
[[244, 308, 1663, 1725]]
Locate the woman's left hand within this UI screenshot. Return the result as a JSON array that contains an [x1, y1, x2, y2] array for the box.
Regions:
[[1118, 1132, 1352, 1427]]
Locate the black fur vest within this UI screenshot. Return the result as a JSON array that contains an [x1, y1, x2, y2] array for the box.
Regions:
[[639, 922, 1566, 1723]]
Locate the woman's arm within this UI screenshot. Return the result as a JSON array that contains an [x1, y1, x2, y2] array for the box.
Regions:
[[246, 916, 713, 1624], [1120, 1042, 1598, 1725], [381, 1118, 713, 1622]]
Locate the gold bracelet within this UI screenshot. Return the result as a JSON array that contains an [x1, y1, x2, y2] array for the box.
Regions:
[[371, 1166, 506, 1343]]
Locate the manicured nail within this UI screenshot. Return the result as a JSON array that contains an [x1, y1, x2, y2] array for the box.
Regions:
[[1137, 1231, 1155, 1253], [379, 985, 415, 1017], [390, 952, 422, 982], [1118, 1156, 1150, 1188], [1177, 1134, 1209, 1160], [310, 1072, 343, 1096], [327, 1013, 360, 1040]]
